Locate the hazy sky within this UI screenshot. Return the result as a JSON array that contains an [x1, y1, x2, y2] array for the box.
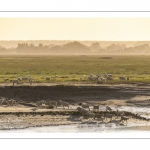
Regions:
[[0, 18, 150, 41]]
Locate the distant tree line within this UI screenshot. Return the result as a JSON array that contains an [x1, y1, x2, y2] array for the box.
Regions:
[[0, 41, 150, 55]]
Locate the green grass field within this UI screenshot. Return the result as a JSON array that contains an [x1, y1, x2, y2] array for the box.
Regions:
[[0, 55, 150, 83]]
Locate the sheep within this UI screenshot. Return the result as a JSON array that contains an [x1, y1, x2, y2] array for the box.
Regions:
[[10, 80, 19, 86], [97, 77, 106, 83], [46, 77, 51, 81], [120, 115, 129, 124], [44, 100, 49, 106], [104, 113, 114, 121], [119, 76, 126, 81], [59, 100, 69, 109], [93, 114, 104, 120], [82, 103, 90, 111], [29, 79, 34, 86], [93, 105, 99, 112], [80, 108, 89, 116], [76, 107, 83, 113], [6, 99, 14, 106], [115, 110, 125, 119], [106, 76, 114, 81], [36, 100, 45, 108], [4, 78, 9, 82], [76, 107, 90, 116], [11, 100, 18, 106], [1, 98, 8, 106], [106, 106, 112, 112], [0, 99, 4, 106], [49, 101, 57, 108]]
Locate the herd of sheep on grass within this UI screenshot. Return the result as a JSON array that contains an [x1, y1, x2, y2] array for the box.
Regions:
[[2, 73, 130, 86], [3, 75, 51, 86], [88, 74, 130, 83]]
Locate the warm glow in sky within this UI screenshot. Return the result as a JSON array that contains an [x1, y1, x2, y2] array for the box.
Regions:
[[0, 18, 150, 41]]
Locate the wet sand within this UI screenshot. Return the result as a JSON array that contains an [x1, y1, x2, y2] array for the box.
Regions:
[[0, 83, 150, 131]]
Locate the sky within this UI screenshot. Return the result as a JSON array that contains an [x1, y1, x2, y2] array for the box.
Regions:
[[0, 18, 150, 41]]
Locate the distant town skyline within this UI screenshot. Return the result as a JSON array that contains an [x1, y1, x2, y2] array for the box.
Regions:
[[0, 18, 150, 41]]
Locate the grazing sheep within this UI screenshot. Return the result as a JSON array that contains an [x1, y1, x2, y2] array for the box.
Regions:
[[29, 79, 34, 86], [46, 77, 51, 81], [106, 106, 112, 112], [76, 107, 90, 116], [59, 100, 69, 109], [76, 107, 83, 113], [11, 100, 18, 106], [106, 76, 114, 81], [1, 98, 8, 106], [10, 80, 19, 86], [119, 76, 126, 81], [49, 101, 57, 108], [44, 100, 49, 106], [93, 114, 104, 120], [0, 99, 4, 106], [104, 113, 114, 121], [120, 115, 129, 123], [93, 105, 99, 112], [115, 110, 125, 118], [82, 103, 90, 111], [36, 100, 45, 108], [6, 100, 12, 106], [97, 77, 106, 83]]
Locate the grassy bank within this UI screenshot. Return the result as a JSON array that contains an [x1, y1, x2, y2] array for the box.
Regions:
[[0, 55, 150, 83]]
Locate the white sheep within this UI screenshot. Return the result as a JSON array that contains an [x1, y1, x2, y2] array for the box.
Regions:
[[115, 110, 125, 118], [10, 80, 19, 86], [29, 79, 34, 86], [106, 76, 114, 81], [97, 77, 106, 83], [82, 103, 90, 111], [59, 100, 69, 109]]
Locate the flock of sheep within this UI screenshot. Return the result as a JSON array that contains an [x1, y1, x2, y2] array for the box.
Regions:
[[0, 98, 18, 106], [2, 73, 130, 86], [88, 74, 130, 83], [35, 100, 129, 124], [0, 97, 141, 125], [4, 75, 51, 86]]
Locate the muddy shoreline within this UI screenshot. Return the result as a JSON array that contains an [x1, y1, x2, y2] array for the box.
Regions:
[[1, 83, 150, 131]]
